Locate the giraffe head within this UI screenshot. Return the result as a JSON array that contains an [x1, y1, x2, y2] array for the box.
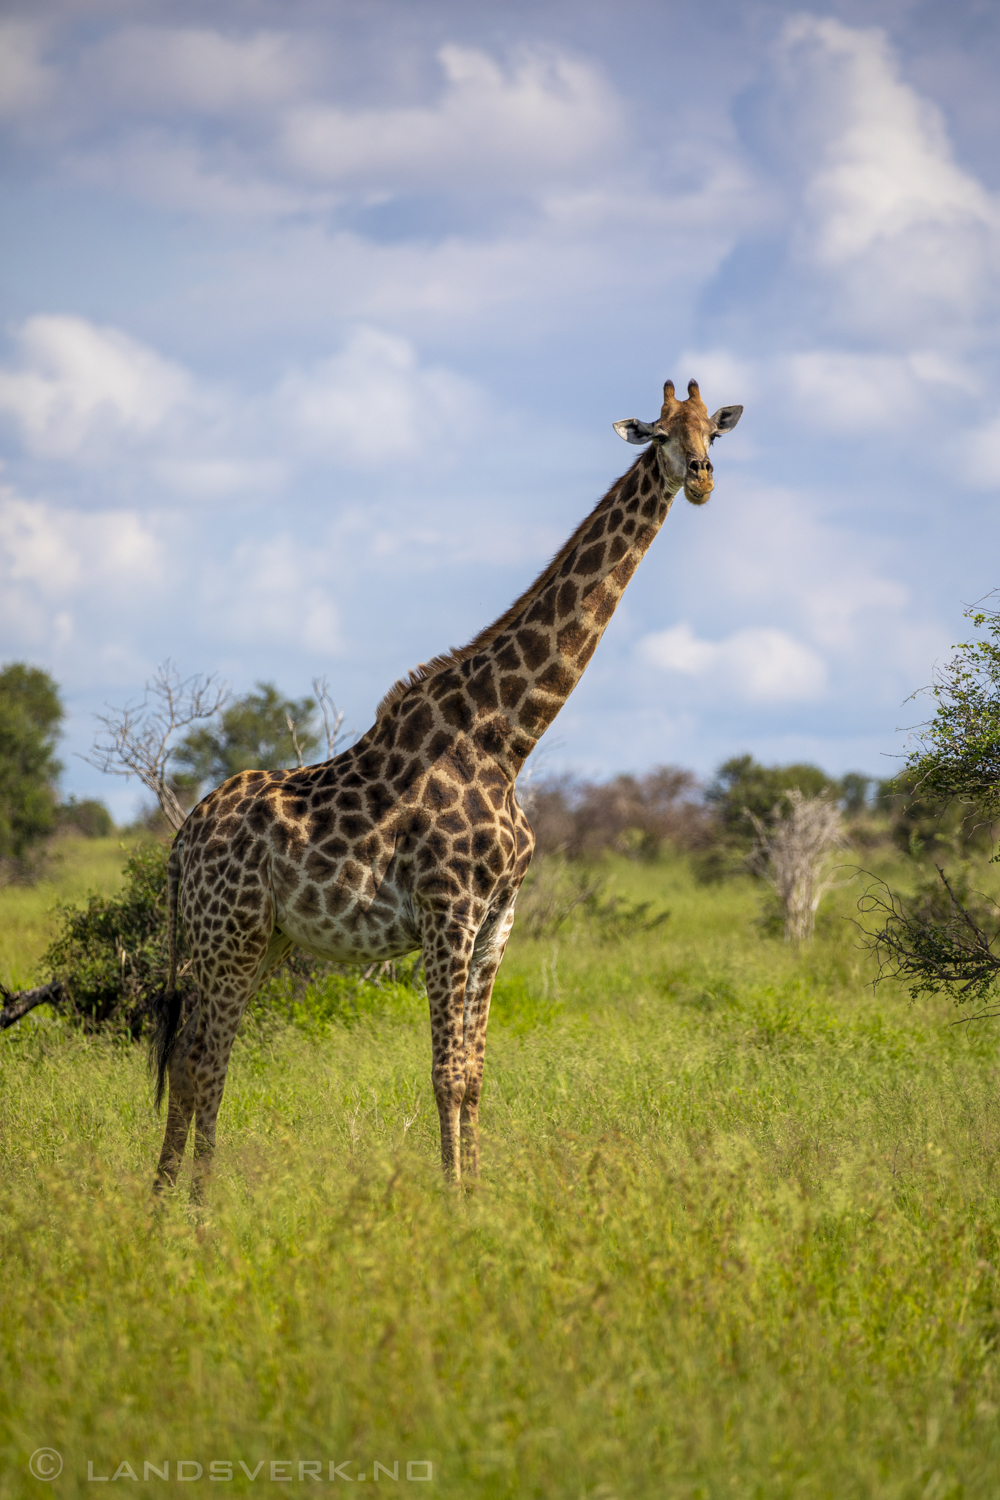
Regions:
[[613, 378, 743, 504]]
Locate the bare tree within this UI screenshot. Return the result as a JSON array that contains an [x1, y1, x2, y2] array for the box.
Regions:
[[285, 677, 349, 767], [312, 675, 348, 759], [84, 661, 229, 832], [747, 788, 851, 942]]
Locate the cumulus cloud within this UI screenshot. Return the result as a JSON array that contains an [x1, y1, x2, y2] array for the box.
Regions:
[[0, 313, 490, 492], [965, 409, 1000, 487], [0, 315, 196, 459], [275, 326, 486, 466], [0, 485, 164, 676], [280, 45, 622, 191], [786, 349, 979, 434], [27, 32, 628, 221], [763, 15, 1000, 338], [778, 17, 996, 262], [639, 621, 827, 703], [657, 480, 949, 706], [212, 532, 343, 655]]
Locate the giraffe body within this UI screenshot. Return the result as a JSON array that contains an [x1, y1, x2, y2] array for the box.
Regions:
[[154, 380, 742, 1189]]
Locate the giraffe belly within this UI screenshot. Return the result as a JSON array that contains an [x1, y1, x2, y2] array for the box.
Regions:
[[274, 889, 421, 966]]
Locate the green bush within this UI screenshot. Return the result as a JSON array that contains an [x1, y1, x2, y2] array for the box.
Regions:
[[42, 842, 176, 1036]]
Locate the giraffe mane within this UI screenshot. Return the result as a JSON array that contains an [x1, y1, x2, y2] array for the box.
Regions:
[[374, 457, 642, 722]]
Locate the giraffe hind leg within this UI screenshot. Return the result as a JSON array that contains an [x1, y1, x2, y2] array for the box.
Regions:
[[153, 996, 201, 1191], [187, 930, 294, 1200], [154, 929, 293, 1196]]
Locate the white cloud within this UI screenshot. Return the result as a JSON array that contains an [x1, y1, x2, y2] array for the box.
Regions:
[[0, 488, 160, 596], [0, 312, 494, 490], [210, 532, 343, 655], [771, 16, 1000, 335], [663, 481, 949, 699], [786, 349, 979, 433], [639, 622, 827, 703], [152, 457, 286, 500], [280, 45, 622, 191], [275, 326, 486, 466], [42, 36, 628, 222], [0, 486, 164, 676], [965, 411, 1000, 488], [68, 130, 319, 219], [0, 315, 195, 458], [779, 17, 996, 263]]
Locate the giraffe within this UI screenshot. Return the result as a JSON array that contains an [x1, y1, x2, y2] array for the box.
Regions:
[[152, 378, 743, 1189]]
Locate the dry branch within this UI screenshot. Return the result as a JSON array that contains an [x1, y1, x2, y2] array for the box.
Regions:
[[0, 979, 65, 1030], [312, 676, 348, 759], [83, 661, 229, 831]]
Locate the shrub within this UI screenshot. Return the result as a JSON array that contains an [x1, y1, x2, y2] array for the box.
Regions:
[[522, 765, 707, 860], [42, 842, 179, 1036]]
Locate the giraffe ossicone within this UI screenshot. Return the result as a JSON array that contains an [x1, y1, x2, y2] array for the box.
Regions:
[[152, 378, 743, 1190]]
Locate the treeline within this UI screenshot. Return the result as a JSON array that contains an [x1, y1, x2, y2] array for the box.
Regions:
[[0, 664, 337, 877], [522, 753, 986, 872], [0, 663, 112, 878], [2, 656, 991, 882]]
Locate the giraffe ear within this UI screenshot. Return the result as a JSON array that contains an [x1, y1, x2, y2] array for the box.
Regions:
[[710, 405, 743, 433], [613, 418, 657, 445]]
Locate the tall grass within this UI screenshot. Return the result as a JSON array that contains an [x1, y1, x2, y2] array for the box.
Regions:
[[2, 849, 1000, 1497], [0, 836, 132, 989]]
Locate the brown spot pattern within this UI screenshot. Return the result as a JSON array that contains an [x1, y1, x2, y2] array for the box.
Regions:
[[154, 375, 735, 1193]]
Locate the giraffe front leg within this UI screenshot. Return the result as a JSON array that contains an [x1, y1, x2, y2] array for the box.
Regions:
[[460, 902, 517, 1177], [423, 929, 475, 1182], [460, 964, 499, 1179]]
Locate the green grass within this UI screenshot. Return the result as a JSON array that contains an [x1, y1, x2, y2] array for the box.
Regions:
[[3, 848, 1000, 1497], [0, 836, 136, 990]]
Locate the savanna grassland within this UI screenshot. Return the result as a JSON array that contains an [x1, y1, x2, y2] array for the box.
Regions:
[[3, 840, 1000, 1498]]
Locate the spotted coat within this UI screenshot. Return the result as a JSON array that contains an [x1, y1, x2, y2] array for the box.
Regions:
[[155, 380, 743, 1188]]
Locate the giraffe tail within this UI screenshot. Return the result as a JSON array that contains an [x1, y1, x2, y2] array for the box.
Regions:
[[151, 839, 184, 1112]]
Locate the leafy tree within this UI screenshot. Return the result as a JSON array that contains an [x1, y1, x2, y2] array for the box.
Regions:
[[863, 602, 1000, 1004], [173, 681, 320, 796], [899, 602, 1000, 823], [56, 797, 114, 838], [704, 755, 836, 848], [840, 773, 873, 818], [0, 663, 63, 865], [875, 767, 994, 861]]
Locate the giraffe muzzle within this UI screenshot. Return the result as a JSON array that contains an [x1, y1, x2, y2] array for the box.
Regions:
[[683, 458, 714, 505]]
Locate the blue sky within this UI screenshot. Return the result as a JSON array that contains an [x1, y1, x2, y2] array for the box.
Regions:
[[2, 0, 1000, 817]]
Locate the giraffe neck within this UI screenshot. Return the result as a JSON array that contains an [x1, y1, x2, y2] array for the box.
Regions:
[[379, 443, 680, 782]]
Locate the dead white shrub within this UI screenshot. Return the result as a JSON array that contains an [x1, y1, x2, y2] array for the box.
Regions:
[[84, 661, 228, 832], [747, 788, 851, 942]]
